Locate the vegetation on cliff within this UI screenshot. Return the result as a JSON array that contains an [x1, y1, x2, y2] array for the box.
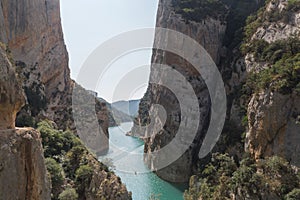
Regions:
[[245, 37, 300, 94], [38, 120, 131, 200], [172, 0, 227, 22], [184, 153, 300, 199], [243, 0, 300, 43], [183, 0, 300, 199]]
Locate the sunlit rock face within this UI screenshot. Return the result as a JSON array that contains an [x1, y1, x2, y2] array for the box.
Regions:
[[0, 0, 110, 154], [0, 45, 24, 130], [245, 0, 300, 167], [0, 43, 50, 199], [0, 128, 51, 200]]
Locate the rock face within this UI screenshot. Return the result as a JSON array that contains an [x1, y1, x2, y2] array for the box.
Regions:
[[0, 45, 24, 129], [0, 43, 50, 199], [183, 0, 300, 199], [135, 0, 295, 183], [0, 128, 51, 200], [0, 0, 70, 101], [83, 153, 132, 200], [245, 0, 300, 166], [0, 0, 110, 154], [0, 1, 131, 199], [134, 0, 227, 182], [246, 91, 300, 166]]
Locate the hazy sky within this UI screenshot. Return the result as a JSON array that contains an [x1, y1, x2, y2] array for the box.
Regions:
[[60, 0, 159, 103]]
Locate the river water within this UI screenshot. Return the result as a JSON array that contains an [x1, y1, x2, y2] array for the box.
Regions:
[[99, 122, 187, 200]]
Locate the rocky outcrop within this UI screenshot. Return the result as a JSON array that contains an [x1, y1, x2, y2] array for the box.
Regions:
[[244, 0, 300, 166], [246, 90, 300, 166], [0, 45, 24, 129], [84, 154, 132, 200], [0, 128, 51, 200], [0, 44, 50, 199], [0, 0, 71, 124]]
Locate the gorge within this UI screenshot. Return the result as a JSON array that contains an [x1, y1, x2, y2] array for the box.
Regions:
[[0, 0, 300, 200]]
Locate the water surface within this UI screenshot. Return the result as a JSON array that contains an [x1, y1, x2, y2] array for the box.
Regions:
[[99, 122, 187, 200]]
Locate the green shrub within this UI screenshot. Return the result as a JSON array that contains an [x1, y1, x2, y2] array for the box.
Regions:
[[63, 145, 87, 179], [75, 165, 94, 196], [184, 155, 300, 200], [172, 0, 227, 22], [37, 121, 81, 158], [246, 52, 300, 94], [58, 188, 78, 200], [285, 188, 300, 200], [15, 114, 36, 128], [45, 158, 64, 199]]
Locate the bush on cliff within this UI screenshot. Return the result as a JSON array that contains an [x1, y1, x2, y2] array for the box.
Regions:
[[58, 188, 78, 200], [184, 154, 300, 200], [45, 158, 65, 199]]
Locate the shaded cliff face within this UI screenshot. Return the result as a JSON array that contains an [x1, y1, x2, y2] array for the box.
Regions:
[[136, 0, 227, 182], [135, 0, 263, 182]]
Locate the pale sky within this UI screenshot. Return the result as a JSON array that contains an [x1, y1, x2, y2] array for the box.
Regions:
[[60, 0, 159, 103]]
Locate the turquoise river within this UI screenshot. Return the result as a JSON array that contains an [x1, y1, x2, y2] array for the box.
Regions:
[[99, 122, 187, 200]]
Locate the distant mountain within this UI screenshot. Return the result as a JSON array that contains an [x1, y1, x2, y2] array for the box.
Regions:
[[97, 98, 133, 126], [112, 99, 141, 117]]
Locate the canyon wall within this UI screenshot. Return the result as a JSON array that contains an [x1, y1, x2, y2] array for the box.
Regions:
[[0, 0, 132, 199], [244, 0, 300, 166], [135, 0, 300, 198], [0, 44, 51, 199], [134, 0, 263, 182], [0, 0, 110, 155]]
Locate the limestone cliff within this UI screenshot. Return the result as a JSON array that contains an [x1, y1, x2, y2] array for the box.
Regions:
[[134, 0, 262, 182], [246, 90, 300, 166], [244, 0, 300, 166], [0, 44, 24, 129], [0, 128, 51, 200], [182, 0, 300, 199], [0, 0, 71, 120], [0, 0, 110, 155], [0, 0, 108, 139], [0, 44, 51, 199], [135, 0, 227, 183], [0, 1, 132, 199]]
